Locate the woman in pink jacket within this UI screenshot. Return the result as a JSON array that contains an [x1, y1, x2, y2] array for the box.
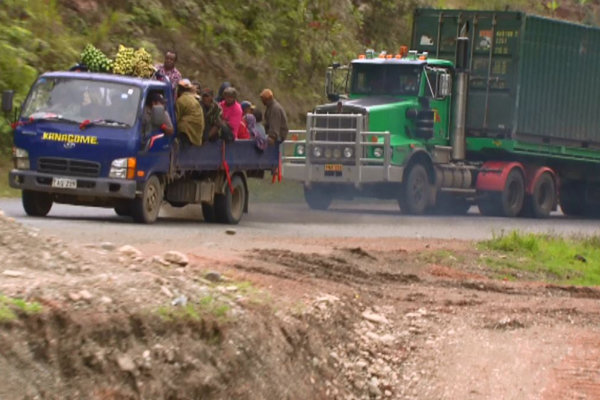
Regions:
[[219, 87, 243, 139]]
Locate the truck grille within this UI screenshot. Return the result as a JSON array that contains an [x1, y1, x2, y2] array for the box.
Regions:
[[37, 157, 101, 177], [312, 114, 360, 142]]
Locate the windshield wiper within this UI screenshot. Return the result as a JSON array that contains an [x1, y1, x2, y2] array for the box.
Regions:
[[35, 114, 81, 124], [87, 119, 130, 127]]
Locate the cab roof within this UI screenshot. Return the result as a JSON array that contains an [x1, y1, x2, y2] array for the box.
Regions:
[[351, 58, 453, 68], [40, 71, 168, 89]]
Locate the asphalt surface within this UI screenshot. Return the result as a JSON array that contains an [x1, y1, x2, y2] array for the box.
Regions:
[[1, 198, 599, 246]]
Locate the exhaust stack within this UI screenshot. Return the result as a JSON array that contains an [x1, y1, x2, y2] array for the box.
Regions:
[[452, 37, 469, 161]]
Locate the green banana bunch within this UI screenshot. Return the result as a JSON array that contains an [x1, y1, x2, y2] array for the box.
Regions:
[[80, 44, 113, 72]]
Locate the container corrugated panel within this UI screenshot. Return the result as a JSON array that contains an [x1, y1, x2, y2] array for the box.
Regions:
[[412, 8, 600, 146], [518, 16, 600, 144]]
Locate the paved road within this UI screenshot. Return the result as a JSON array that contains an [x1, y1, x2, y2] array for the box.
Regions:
[[1, 198, 599, 246]]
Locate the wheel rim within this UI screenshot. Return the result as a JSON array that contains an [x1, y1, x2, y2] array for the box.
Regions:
[[230, 185, 244, 221], [145, 183, 159, 215], [411, 173, 426, 206]]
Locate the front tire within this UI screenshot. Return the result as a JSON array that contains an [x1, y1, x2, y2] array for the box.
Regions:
[[214, 175, 246, 224], [131, 176, 163, 224], [304, 185, 332, 211], [22, 190, 52, 217], [400, 164, 430, 215]]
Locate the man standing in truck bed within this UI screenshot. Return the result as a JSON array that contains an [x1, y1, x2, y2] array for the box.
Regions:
[[260, 88, 288, 145]]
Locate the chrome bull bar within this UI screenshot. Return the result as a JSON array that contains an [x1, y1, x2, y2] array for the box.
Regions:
[[282, 113, 401, 187]]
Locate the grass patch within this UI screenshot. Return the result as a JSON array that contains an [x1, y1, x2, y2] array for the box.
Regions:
[[157, 295, 231, 322], [0, 295, 42, 322], [479, 231, 600, 286], [418, 250, 464, 267]]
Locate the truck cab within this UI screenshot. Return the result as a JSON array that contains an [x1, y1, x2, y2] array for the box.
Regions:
[[282, 51, 461, 213]]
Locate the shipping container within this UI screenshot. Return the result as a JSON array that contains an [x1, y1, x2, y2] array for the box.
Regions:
[[412, 8, 600, 148]]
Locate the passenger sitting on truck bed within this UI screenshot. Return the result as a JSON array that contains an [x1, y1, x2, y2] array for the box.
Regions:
[[142, 92, 174, 138], [220, 87, 243, 140], [200, 87, 223, 143], [176, 79, 205, 146]]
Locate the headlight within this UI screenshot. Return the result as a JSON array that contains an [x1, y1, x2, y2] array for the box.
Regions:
[[343, 147, 354, 158], [12, 147, 30, 170], [296, 144, 305, 156], [333, 148, 341, 158], [312, 146, 322, 158], [324, 148, 332, 158], [109, 157, 136, 179], [373, 147, 384, 158]]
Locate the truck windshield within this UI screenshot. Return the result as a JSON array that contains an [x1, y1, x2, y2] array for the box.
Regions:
[[21, 77, 141, 127], [350, 64, 422, 96]]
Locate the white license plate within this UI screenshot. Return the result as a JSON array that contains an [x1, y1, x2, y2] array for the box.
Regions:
[[51, 177, 77, 189]]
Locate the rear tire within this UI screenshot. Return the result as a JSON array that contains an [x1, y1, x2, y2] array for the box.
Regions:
[[560, 181, 585, 216], [304, 185, 332, 211], [400, 164, 430, 215], [202, 203, 217, 223], [131, 176, 163, 224], [22, 190, 52, 217], [214, 175, 246, 224], [500, 169, 525, 217], [527, 172, 556, 218]]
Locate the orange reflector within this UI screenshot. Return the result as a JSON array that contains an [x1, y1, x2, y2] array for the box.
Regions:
[[378, 54, 385, 58], [358, 54, 365, 59], [386, 54, 392, 59], [395, 54, 401, 59], [127, 157, 136, 168], [370, 136, 378, 143], [410, 143, 416, 149], [291, 133, 299, 141], [137, 170, 145, 177], [399, 45, 408, 58]]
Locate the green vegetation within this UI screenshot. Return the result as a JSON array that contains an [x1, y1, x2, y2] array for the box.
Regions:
[[157, 295, 231, 322], [479, 231, 600, 286], [0, 295, 42, 322]]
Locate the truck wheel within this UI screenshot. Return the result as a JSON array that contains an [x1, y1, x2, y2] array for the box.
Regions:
[[528, 172, 556, 218], [499, 169, 525, 217], [304, 185, 332, 210], [214, 175, 246, 224], [131, 175, 163, 224], [22, 190, 52, 217], [114, 202, 132, 217], [202, 203, 217, 223], [559, 181, 585, 216], [400, 164, 430, 215]]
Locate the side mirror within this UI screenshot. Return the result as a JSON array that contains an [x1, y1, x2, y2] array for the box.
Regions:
[[438, 74, 452, 98], [2, 90, 14, 114], [150, 105, 166, 126], [325, 69, 336, 101]]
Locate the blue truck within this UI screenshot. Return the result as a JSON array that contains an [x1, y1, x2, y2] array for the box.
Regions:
[[3, 71, 279, 224]]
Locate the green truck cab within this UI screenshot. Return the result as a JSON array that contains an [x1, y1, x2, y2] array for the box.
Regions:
[[283, 8, 600, 218]]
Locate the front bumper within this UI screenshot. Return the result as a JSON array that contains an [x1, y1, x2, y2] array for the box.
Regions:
[[9, 169, 137, 199], [282, 163, 404, 187]]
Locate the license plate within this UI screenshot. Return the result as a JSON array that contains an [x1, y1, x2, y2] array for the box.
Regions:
[[51, 177, 77, 189], [324, 164, 343, 172]]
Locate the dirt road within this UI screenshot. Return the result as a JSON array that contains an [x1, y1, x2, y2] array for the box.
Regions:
[[1, 200, 600, 399]]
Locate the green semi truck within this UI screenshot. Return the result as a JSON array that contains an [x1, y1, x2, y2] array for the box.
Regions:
[[283, 8, 600, 218]]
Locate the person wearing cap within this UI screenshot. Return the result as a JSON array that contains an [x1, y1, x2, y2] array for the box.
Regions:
[[237, 100, 254, 140], [176, 78, 205, 146], [260, 88, 288, 145], [219, 86, 244, 139], [200, 87, 223, 143], [156, 50, 182, 92]]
